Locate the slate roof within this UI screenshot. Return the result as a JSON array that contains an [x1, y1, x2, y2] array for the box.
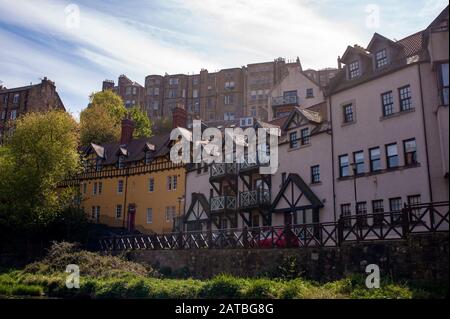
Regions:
[[327, 29, 429, 95]]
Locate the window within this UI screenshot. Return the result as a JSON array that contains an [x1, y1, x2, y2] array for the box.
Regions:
[[93, 182, 97, 195], [356, 202, 368, 227], [300, 128, 310, 145], [349, 61, 360, 79], [167, 176, 172, 191], [403, 139, 417, 166], [117, 180, 124, 194], [438, 63, 449, 105], [372, 200, 384, 227], [353, 151, 365, 175], [389, 197, 403, 224], [311, 165, 320, 184], [339, 154, 349, 177], [173, 175, 178, 190], [145, 151, 152, 164], [341, 204, 351, 228], [96, 158, 102, 171], [306, 88, 314, 98], [132, 87, 137, 95], [225, 81, 235, 90], [343, 104, 353, 123], [91, 206, 100, 222], [13, 93, 20, 104], [98, 182, 103, 195], [116, 205, 122, 219], [251, 214, 259, 227], [289, 132, 298, 149], [118, 155, 125, 169], [369, 147, 382, 172], [82, 183, 87, 195], [193, 89, 198, 98], [165, 206, 176, 222], [10, 110, 17, 120], [125, 87, 132, 95], [169, 78, 179, 85], [153, 87, 160, 96], [146, 208, 153, 224], [375, 49, 388, 68], [399, 85, 412, 111], [148, 178, 154, 192], [2, 95, 7, 103], [381, 91, 394, 116], [224, 95, 234, 105], [224, 112, 235, 121], [386, 143, 399, 168], [407, 195, 421, 223], [169, 89, 177, 98], [1, 110, 5, 120]]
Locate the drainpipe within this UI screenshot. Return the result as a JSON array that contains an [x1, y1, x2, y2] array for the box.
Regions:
[[328, 94, 337, 222], [122, 169, 129, 229], [417, 63, 433, 203]]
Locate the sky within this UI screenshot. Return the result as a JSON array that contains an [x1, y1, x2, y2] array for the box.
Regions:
[[0, 0, 447, 119]]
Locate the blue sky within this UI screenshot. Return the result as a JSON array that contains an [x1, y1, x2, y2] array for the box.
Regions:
[[0, 0, 447, 119]]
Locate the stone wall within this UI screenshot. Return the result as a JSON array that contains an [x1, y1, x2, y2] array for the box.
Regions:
[[128, 233, 449, 282]]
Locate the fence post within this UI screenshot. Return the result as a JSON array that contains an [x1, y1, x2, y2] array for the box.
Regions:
[[285, 224, 292, 248], [207, 229, 212, 249], [112, 235, 117, 251], [429, 202, 435, 231], [337, 217, 343, 246], [243, 227, 248, 249], [177, 231, 183, 249], [401, 204, 409, 238]]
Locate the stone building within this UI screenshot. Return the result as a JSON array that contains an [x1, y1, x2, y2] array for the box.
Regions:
[[102, 74, 145, 109], [0, 77, 66, 142]]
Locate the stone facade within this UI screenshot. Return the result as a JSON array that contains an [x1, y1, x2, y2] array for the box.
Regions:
[[130, 233, 449, 282]]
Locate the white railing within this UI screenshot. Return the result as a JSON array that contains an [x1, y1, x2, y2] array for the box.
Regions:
[[271, 95, 298, 106], [239, 190, 271, 209], [210, 163, 238, 178], [210, 196, 237, 212]]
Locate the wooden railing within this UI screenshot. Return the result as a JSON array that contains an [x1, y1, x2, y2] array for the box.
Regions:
[[98, 201, 448, 251], [239, 189, 271, 209], [210, 195, 237, 212], [209, 163, 238, 179]]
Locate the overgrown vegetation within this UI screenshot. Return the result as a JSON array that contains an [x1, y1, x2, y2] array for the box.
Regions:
[[0, 242, 445, 299]]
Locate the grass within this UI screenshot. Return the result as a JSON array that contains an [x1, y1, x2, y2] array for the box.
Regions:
[[0, 242, 446, 299]]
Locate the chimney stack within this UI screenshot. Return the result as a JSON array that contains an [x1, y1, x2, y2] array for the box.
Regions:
[[120, 116, 135, 145], [172, 104, 187, 129], [337, 56, 342, 69]]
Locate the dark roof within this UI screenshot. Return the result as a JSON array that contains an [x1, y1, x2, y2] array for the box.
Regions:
[[0, 84, 36, 93], [84, 133, 170, 165], [327, 30, 428, 95]]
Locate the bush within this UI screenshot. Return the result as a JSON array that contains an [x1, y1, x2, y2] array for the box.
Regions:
[[24, 242, 157, 278], [244, 278, 281, 299], [200, 274, 246, 299]]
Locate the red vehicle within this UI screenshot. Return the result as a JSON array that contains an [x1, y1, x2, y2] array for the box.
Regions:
[[256, 228, 300, 248]]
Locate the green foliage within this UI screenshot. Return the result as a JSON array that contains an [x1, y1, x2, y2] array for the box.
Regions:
[[0, 111, 80, 236], [80, 91, 152, 146], [24, 242, 155, 278], [152, 117, 173, 135], [128, 106, 152, 138], [200, 274, 247, 299]]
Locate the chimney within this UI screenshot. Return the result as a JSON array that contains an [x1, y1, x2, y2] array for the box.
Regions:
[[120, 116, 135, 145], [337, 56, 342, 69], [172, 104, 187, 129]]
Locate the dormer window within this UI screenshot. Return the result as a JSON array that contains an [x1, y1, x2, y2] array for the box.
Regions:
[[118, 155, 125, 169], [349, 61, 360, 79], [375, 49, 388, 68], [145, 151, 152, 164], [96, 158, 103, 171]]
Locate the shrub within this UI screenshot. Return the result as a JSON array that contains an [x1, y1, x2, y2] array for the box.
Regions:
[[200, 274, 246, 299], [244, 278, 281, 299]]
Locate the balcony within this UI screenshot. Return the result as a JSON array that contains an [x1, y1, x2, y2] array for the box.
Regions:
[[271, 95, 298, 107], [209, 163, 238, 181], [239, 189, 271, 210], [210, 195, 237, 213], [239, 154, 269, 173]]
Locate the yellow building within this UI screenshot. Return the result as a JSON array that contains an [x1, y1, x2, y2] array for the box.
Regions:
[[64, 118, 186, 234]]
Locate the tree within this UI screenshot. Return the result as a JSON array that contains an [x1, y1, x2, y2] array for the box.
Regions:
[[129, 106, 152, 138], [80, 104, 121, 146], [80, 91, 152, 145], [0, 110, 80, 228]]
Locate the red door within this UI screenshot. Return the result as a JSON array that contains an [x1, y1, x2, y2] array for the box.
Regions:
[[127, 204, 136, 232]]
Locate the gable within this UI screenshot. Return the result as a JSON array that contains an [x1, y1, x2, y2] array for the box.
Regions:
[[185, 193, 210, 222], [271, 173, 323, 212]]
